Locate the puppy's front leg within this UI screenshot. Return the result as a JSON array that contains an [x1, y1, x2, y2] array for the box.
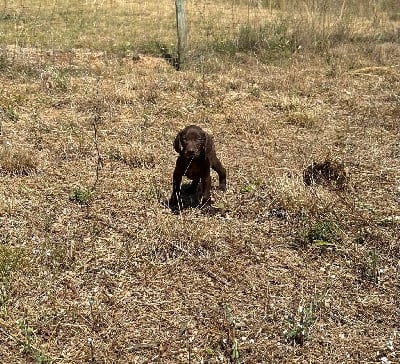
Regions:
[[186, 179, 200, 194], [170, 167, 183, 206], [200, 175, 212, 206]]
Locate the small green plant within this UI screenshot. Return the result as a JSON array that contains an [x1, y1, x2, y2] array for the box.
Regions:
[[237, 25, 258, 51], [17, 317, 51, 363], [231, 338, 240, 363], [18, 317, 34, 355], [286, 301, 317, 345], [206, 347, 215, 356], [248, 86, 261, 98], [368, 250, 380, 284], [69, 186, 95, 206], [360, 249, 382, 285], [240, 178, 263, 193], [0, 12, 16, 21], [306, 219, 341, 246], [40, 66, 70, 92], [240, 183, 255, 193], [222, 303, 240, 363], [2, 107, 19, 122]]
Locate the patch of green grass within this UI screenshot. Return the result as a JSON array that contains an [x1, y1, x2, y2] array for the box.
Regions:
[[0, 12, 17, 21], [248, 85, 261, 98], [69, 186, 95, 206], [0, 1, 176, 53], [206, 19, 295, 63], [17, 317, 51, 364], [240, 183, 256, 193], [240, 179, 263, 193], [238, 20, 294, 53], [306, 219, 342, 246], [1, 107, 19, 122]]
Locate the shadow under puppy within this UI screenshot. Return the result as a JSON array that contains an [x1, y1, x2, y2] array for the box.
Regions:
[[169, 125, 227, 208]]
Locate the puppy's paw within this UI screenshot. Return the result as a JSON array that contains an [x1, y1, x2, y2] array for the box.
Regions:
[[169, 195, 179, 207], [217, 183, 227, 192], [185, 183, 199, 194]]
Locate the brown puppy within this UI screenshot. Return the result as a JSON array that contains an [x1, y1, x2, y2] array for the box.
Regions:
[[170, 125, 226, 207]]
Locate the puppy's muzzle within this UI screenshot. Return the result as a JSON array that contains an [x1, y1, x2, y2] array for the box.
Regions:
[[183, 148, 199, 158]]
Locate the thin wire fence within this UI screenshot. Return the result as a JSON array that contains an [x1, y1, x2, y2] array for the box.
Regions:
[[0, 0, 399, 68]]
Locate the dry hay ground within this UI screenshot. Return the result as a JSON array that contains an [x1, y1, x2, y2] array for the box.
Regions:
[[0, 44, 399, 363]]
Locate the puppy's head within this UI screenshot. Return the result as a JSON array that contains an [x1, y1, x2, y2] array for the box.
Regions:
[[174, 125, 207, 159]]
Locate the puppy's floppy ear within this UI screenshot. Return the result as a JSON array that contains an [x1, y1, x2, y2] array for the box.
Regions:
[[173, 132, 182, 154]]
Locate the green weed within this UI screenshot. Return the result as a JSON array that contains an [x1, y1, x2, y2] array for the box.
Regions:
[[41, 66, 70, 92], [17, 317, 51, 364], [240, 183, 256, 193], [359, 249, 382, 285], [208, 20, 294, 63], [306, 219, 342, 247], [69, 186, 95, 206], [223, 303, 240, 363], [2, 107, 19, 122], [286, 301, 317, 346], [240, 179, 262, 193]]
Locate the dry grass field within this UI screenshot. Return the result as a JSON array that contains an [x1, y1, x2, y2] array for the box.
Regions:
[[0, 0, 399, 363]]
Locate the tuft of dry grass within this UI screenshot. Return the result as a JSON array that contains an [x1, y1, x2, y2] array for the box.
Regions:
[[0, 145, 38, 176], [109, 145, 156, 169]]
